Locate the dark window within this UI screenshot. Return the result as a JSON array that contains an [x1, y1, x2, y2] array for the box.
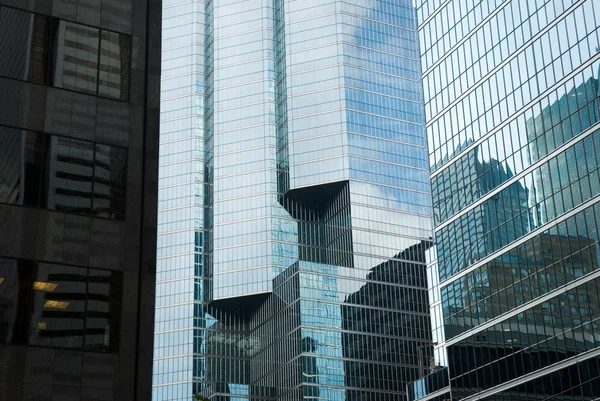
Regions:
[[50, 20, 99, 95], [0, 128, 23, 204], [0, 127, 45, 207], [93, 144, 127, 219], [0, 5, 130, 101], [0, 125, 127, 220], [0, 258, 20, 343], [98, 31, 131, 101], [0, 257, 122, 352], [0, 7, 49, 84], [28, 263, 87, 349], [85, 268, 122, 351], [46, 136, 95, 215]]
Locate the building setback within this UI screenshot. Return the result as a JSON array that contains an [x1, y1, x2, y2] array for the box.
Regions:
[[409, 1, 600, 401], [155, 0, 434, 400], [0, 0, 161, 400]]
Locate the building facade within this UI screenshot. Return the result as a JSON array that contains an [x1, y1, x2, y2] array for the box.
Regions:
[[155, 0, 434, 400], [0, 0, 161, 400], [409, 1, 600, 400]]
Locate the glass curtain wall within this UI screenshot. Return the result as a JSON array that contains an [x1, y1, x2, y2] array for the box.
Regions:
[[411, 1, 600, 400], [154, 1, 434, 400]]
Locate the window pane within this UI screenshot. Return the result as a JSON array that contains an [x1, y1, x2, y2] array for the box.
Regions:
[[98, 31, 131, 100], [1, 257, 123, 352], [0, 258, 20, 343], [0, 127, 23, 204], [52, 20, 99, 94], [93, 144, 127, 219], [0, 7, 48, 83], [0, 128, 45, 207], [46, 136, 94, 214], [28, 263, 87, 349], [85, 268, 122, 351]]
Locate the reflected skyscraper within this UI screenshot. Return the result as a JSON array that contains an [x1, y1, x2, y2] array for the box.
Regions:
[[155, 0, 434, 400], [409, 1, 600, 401]]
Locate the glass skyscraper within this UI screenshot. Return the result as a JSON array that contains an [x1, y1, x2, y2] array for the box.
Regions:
[[155, 0, 434, 400], [409, 1, 600, 401]]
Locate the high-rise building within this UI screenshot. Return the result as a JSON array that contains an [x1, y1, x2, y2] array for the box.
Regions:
[[409, 1, 600, 401], [155, 1, 435, 400], [0, 1, 161, 400]]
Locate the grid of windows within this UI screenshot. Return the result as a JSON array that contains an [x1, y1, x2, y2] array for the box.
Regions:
[[432, 65, 600, 225], [448, 275, 600, 398], [437, 126, 600, 281], [414, 0, 600, 400]]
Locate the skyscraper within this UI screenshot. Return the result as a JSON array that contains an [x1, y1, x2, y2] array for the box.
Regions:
[[155, 1, 434, 400], [409, 1, 600, 401], [0, 1, 160, 400]]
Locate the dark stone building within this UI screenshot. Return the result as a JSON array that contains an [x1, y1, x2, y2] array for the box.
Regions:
[[0, 0, 161, 399]]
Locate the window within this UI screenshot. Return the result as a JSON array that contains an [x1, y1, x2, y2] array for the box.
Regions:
[[28, 263, 87, 349], [85, 268, 123, 350], [0, 127, 45, 206], [0, 257, 122, 351], [0, 5, 131, 101], [46, 136, 95, 214], [93, 144, 127, 219], [0, 125, 127, 220], [98, 30, 131, 100], [51, 20, 100, 95], [0, 7, 48, 83]]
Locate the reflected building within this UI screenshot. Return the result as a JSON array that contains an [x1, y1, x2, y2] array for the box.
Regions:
[[155, 0, 435, 400], [341, 240, 434, 400], [410, 1, 600, 401], [0, 0, 160, 400]]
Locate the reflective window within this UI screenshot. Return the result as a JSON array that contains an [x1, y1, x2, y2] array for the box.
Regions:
[[0, 125, 127, 220], [0, 257, 122, 351], [0, 5, 131, 100], [28, 263, 87, 348], [0, 7, 48, 83], [0, 128, 45, 206], [85, 268, 123, 351], [47, 136, 95, 215], [98, 30, 131, 100], [51, 20, 99, 95], [93, 144, 127, 219]]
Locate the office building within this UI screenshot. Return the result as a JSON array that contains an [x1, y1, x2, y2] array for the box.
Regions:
[[0, 0, 161, 399], [155, 0, 434, 400], [408, 1, 600, 401]]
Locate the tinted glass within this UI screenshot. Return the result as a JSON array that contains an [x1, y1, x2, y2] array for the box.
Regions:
[[0, 7, 48, 83], [46, 136, 94, 215], [0, 125, 127, 220], [0, 127, 22, 204], [98, 31, 131, 100], [0, 128, 45, 207], [0, 6, 131, 100], [0, 258, 19, 343], [93, 144, 127, 219], [85, 268, 122, 351], [28, 263, 87, 349], [51, 20, 99, 95], [0, 257, 123, 351]]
